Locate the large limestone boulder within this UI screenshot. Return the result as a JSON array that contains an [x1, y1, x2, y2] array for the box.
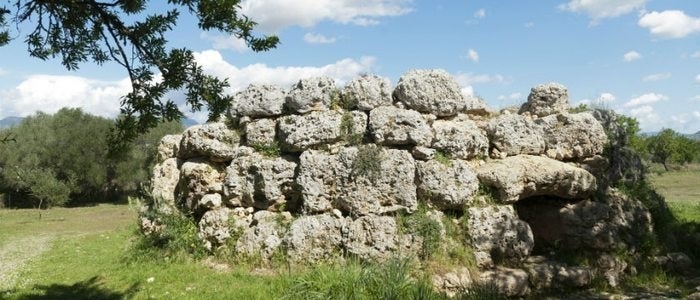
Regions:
[[486, 113, 545, 157], [478, 267, 531, 297], [178, 123, 239, 162], [393, 69, 465, 117], [524, 258, 592, 289], [285, 77, 337, 114], [345, 215, 420, 261], [515, 188, 652, 254], [416, 159, 479, 210], [342, 75, 393, 111], [197, 207, 252, 250], [278, 110, 367, 152], [223, 147, 297, 210], [283, 214, 346, 263], [297, 147, 417, 216], [467, 205, 534, 267], [150, 158, 181, 212], [476, 155, 597, 203], [156, 134, 182, 161], [179, 158, 226, 210], [368, 106, 432, 146], [232, 84, 286, 117], [561, 189, 651, 251], [432, 267, 472, 297], [235, 211, 289, 260], [244, 118, 277, 146], [431, 118, 488, 160], [519, 82, 569, 117], [537, 112, 607, 160]]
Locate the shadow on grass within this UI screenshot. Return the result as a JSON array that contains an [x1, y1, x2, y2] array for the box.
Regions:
[[3, 276, 139, 300]]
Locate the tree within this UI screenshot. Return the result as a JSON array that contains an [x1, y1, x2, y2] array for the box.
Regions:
[[647, 129, 677, 171], [615, 114, 647, 155], [0, 108, 182, 208], [673, 135, 699, 165], [0, 0, 278, 149], [646, 128, 699, 171]]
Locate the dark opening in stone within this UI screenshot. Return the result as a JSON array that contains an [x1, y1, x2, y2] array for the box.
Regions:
[[514, 196, 581, 255]]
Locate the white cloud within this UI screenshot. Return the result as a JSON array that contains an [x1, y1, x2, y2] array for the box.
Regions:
[[0, 68, 8, 76], [642, 72, 671, 82], [671, 114, 690, 125], [474, 9, 486, 19], [199, 32, 248, 52], [560, 0, 646, 23], [695, 74, 700, 84], [498, 93, 523, 101], [465, 49, 479, 63], [461, 86, 474, 98], [694, 111, 700, 118], [692, 51, 700, 59], [623, 93, 668, 108], [638, 10, 700, 39], [577, 92, 616, 106], [598, 93, 616, 103], [628, 105, 661, 127], [0, 51, 379, 122], [623, 51, 642, 62], [454, 73, 505, 86], [692, 95, 700, 102], [194, 50, 376, 93], [303, 33, 337, 44], [240, 0, 413, 32], [0, 75, 129, 119]]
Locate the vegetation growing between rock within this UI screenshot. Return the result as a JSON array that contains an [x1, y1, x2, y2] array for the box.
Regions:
[[351, 144, 383, 181]]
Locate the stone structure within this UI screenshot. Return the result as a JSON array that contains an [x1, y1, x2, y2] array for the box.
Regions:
[[144, 69, 656, 296]]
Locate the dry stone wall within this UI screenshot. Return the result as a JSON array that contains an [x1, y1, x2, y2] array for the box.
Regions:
[[145, 70, 653, 296]]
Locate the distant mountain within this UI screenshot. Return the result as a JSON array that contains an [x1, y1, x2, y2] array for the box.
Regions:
[[182, 117, 199, 128], [688, 131, 700, 141], [0, 116, 24, 129]]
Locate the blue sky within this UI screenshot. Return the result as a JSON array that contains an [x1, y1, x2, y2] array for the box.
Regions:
[[1, 0, 699, 133]]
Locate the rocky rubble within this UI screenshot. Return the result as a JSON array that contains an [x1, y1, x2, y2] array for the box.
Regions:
[[144, 69, 660, 297]]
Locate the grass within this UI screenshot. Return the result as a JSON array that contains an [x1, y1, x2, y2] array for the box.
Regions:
[[1, 204, 489, 299], [648, 163, 700, 223], [1, 205, 292, 299]]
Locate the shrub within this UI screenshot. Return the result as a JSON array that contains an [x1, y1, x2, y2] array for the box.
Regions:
[[340, 112, 363, 145], [133, 208, 207, 260], [330, 89, 357, 110], [352, 144, 383, 181], [251, 141, 281, 157], [434, 150, 452, 166], [398, 208, 442, 260]]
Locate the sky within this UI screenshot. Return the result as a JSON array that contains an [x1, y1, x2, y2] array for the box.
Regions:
[[1, 0, 699, 133]]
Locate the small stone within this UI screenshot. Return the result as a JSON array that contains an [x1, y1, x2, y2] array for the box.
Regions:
[[412, 146, 436, 160]]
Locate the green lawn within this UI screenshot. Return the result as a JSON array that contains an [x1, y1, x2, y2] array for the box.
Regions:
[[0, 204, 294, 299], [648, 164, 700, 222]]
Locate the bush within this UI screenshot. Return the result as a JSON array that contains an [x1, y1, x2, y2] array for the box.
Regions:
[[340, 112, 362, 145], [352, 144, 383, 181], [133, 209, 207, 261], [398, 208, 442, 260], [251, 141, 281, 157]]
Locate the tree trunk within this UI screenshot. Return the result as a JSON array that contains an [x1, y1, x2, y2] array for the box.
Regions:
[[662, 161, 669, 171]]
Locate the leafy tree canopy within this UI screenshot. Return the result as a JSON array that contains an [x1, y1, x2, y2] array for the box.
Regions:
[[0, 0, 278, 150], [0, 108, 182, 208], [646, 128, 700, 171]]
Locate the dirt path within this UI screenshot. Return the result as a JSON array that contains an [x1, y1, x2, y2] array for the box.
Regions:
[[0, 235, 53, 290]]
